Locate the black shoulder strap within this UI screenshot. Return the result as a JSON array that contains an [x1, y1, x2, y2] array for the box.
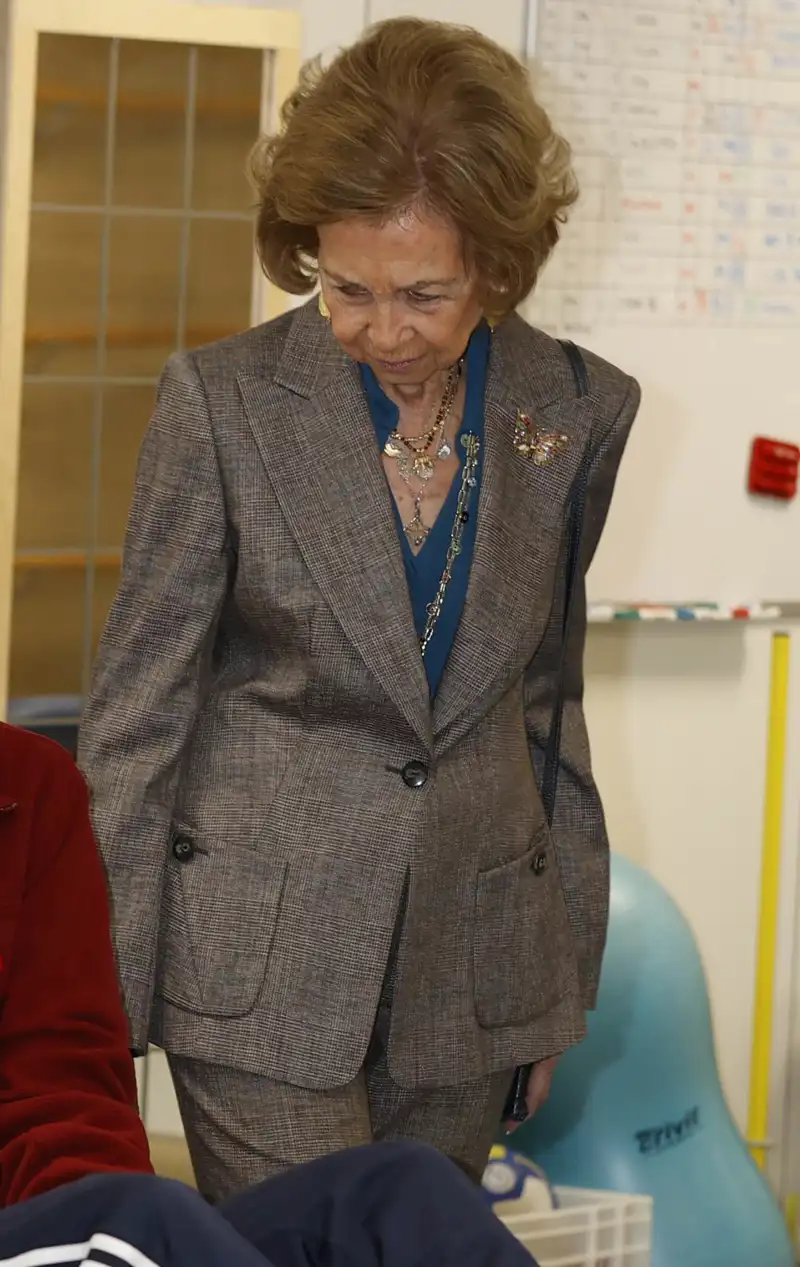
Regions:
[[503, 338, 594, 1123], [559, 337, 591, 398], [540, 339, 590, 825]]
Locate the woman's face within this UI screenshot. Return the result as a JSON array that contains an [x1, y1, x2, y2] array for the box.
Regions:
[[317, 207, 483, 389]]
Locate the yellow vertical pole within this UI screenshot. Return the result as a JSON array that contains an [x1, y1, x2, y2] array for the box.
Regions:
[[748, 632, 791, 1172], [784, 1193, 798, 1243]]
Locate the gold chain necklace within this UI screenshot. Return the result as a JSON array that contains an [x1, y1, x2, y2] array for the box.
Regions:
[[383, 362, 462, 483], [395, 424, 438, 454], [382, 362, 463, 549]]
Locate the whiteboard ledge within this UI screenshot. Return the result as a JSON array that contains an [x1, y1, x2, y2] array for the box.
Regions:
[[587, 603, 798, 624]]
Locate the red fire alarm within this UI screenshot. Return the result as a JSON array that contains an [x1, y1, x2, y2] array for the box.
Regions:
[[748, 436, 799, 500]]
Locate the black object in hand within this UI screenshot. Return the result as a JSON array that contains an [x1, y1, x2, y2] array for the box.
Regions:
[[503, 1063, 532, 1123]]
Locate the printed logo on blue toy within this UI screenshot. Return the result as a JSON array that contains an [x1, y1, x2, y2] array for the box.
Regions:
[[634, 1105, 700, 1156]]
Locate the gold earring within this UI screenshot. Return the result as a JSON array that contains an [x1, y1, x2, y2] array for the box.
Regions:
[[318, 291, 330, 320]]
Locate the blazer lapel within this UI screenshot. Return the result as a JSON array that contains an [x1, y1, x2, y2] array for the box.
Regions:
[[237, 303, 432, 749], [433, 318, 596, 743]]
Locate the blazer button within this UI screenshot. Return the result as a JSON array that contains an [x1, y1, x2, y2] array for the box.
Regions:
[[401, 760, 429, 789], [532, 850, 548, 876], [172, 834, 196, 862]]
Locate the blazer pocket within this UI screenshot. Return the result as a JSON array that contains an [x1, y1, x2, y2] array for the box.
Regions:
[[157, 831, 287, 1018], [473, 828, 574, 1030]]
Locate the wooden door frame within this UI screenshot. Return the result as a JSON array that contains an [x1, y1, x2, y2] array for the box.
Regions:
[[0, 0, 301, 716]]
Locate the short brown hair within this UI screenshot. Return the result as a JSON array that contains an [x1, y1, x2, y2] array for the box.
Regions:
[[248, 18, 577, 316]]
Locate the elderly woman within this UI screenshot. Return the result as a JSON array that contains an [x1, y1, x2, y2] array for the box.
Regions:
[[79, 16, 640, 1200]]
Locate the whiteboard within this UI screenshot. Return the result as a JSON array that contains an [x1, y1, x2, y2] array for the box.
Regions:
[[523, 0, 800, 602]]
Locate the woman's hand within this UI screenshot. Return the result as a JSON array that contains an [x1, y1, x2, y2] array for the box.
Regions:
[[525, 1055, 559, 1116]]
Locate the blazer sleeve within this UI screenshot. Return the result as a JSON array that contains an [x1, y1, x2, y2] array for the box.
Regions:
[[78, 352, 232, 1054], [523, 373, 641, 1010], [0, 752, 153, 1206]]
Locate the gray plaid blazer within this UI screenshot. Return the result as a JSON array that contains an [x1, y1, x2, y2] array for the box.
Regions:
[[79, 300, 640, 1089]]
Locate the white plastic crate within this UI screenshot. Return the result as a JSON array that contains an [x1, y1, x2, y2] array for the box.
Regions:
[[499, 1185, 653, 1266]]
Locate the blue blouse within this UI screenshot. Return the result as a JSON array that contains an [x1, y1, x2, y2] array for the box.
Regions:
[[360, 322, 490, 697]]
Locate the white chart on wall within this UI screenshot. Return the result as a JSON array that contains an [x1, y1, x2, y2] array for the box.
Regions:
[[523, 0, 800, 602]]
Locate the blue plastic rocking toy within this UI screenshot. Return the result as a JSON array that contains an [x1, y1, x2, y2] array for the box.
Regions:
[[508, 854, 795, 1267]]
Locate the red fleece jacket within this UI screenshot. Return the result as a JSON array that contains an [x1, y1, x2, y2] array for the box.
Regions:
[[0, 722, 153, 1205]]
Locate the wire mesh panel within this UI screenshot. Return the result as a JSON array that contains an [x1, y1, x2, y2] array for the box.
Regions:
[[10, 32, 266, 721]]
